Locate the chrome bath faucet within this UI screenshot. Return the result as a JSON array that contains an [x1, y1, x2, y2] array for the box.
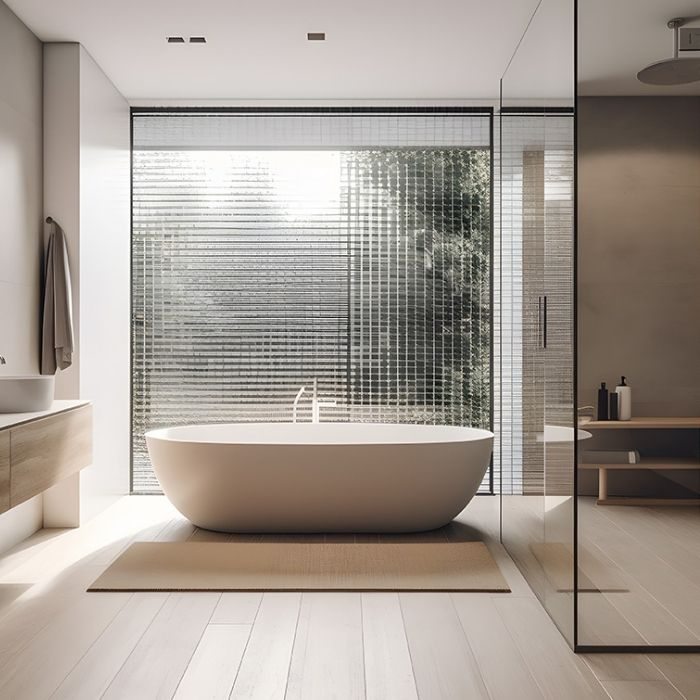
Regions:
[[292, 385, 307, 423], [310, 378, 336, 423], [293, 378, 336, 423]]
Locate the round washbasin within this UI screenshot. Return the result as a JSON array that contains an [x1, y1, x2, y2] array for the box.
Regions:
[[0, 375, 55, 413], [537, 425, 593, 443]]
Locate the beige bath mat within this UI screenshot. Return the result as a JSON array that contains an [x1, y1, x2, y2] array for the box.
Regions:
[[89, 541, 510, 592], [530, 542, 628, 593]]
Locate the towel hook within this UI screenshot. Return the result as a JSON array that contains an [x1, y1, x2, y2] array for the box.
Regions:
[[45, 216, 54, 224]]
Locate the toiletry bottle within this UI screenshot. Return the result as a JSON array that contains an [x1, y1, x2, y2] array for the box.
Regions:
[[597, 382, 609, 421], [609, 392, 619, 421], [615, 376, 632, 421]]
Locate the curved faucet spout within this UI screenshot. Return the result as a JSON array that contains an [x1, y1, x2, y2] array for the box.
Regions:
[[293, 386, 307, 423], [294, 379, 337, 423]]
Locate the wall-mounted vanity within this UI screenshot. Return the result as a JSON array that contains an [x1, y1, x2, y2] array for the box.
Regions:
[[0, 401, 92, 516]]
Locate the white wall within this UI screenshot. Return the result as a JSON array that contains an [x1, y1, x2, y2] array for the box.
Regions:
[[43, 44, 80, 399], [0, 497, 43, 554], [0, 1, 44, 553], [79, 47, 131, 503], [0, 0, 43, 375], [44, 43, 131, 521]]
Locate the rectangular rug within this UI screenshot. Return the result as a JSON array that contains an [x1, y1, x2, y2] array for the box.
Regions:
[[89, 541, 510, 592]]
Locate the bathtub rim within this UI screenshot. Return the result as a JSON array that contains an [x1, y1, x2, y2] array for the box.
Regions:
[[145, 422, 494, 447]]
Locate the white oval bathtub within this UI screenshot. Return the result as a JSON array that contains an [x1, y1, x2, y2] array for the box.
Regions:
[[146, 423, 494, 533]]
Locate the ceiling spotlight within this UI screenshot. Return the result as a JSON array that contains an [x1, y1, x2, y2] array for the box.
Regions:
[[189, 36, 206, 43], [307, 32, 326, 41], [167, 36, 185, 43]]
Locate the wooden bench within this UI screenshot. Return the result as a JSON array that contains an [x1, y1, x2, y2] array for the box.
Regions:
[[580, 417, 700, 506]]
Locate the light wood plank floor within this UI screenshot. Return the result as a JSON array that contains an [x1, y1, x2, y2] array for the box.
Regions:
[[0, 496, 696, 699], [503, 495, 700, 649], [578, 497, 700, 647]]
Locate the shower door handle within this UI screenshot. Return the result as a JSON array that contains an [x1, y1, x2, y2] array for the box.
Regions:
[[543, 295, 548, 349], [538, 295, 548, 349]]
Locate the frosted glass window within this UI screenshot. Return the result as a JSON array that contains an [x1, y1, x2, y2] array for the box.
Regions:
[[131, 112, 492, 493]]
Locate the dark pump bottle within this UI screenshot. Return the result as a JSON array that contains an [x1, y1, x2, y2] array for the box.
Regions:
[[609, 391, 619, 421], [597, 382, 609, 421]]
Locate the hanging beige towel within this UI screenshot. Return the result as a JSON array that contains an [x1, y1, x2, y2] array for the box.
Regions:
[[41, 220, 74, 374]]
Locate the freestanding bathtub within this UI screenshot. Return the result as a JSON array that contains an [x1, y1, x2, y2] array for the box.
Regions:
[[146, 423, 493, 533]]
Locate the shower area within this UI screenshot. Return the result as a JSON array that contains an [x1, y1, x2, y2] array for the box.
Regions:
[[500, 0, 700, 654]]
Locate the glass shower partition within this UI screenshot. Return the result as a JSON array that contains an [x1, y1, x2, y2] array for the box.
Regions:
[[576, 0, 700, 652], [499, 0, 576, 645]]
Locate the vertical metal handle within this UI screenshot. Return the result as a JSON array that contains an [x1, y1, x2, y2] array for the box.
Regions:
[[538, 295, 548, 349], [542, 295, 547, 349]]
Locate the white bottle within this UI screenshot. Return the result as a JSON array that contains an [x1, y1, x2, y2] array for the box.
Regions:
[[615, 376, 632, 421]]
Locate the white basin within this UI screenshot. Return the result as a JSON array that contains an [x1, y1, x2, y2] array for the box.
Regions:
[[0, 376, 55, 413], [537, 425, 593, 443]]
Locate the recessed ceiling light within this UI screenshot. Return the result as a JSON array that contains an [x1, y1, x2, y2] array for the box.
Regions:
[[307, 32, 326, 41], [189, 36, 206, 43], [167, 36, 185, 43]]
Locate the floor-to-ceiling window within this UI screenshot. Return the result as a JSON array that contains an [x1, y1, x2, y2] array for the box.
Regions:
[[131, 110, 492, 492]]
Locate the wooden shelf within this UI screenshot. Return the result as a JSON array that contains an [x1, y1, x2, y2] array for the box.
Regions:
[[580, 458, 700, 471], [597, 498, 700, 507], [580, 420, 700, 505], [583, 417, 700, 430]]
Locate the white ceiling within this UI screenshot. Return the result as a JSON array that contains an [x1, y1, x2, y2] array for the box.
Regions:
[[578, 0, 700, 96], [5, 0, 700, 102], [502, 0, 574, 101], [5, 0, 543, 102]]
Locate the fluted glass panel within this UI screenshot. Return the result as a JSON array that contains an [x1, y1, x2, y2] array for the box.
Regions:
[[132, 113, 491, 493], [498, 114, 574, 496]]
